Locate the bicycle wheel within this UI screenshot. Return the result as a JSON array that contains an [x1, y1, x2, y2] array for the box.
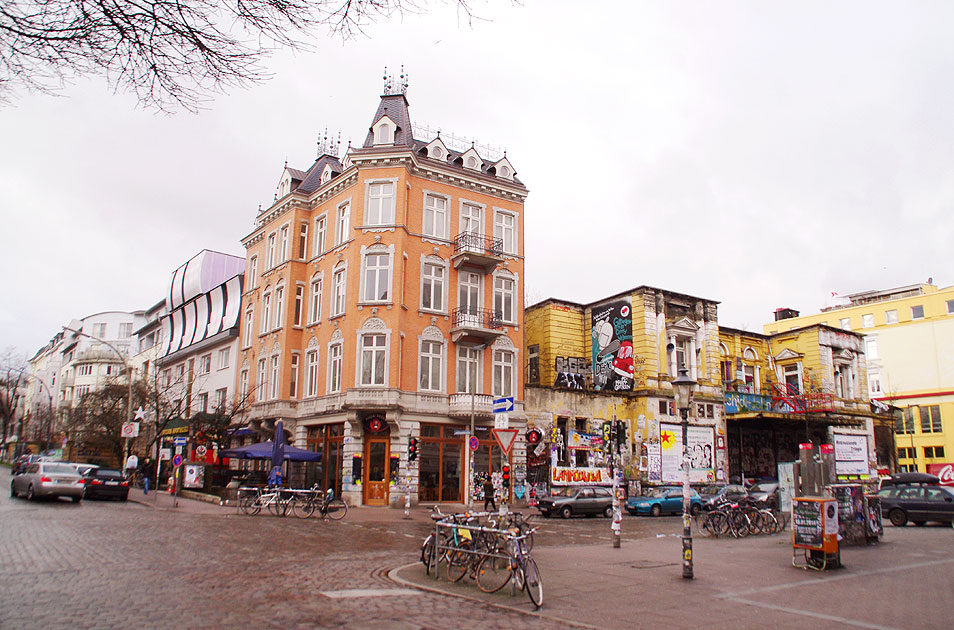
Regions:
[[446, 542, 472, 582], [731, 512, 751, 537], [760, 510, 779, 535], [266, 496, 284, 517], [239, 494, 261, 516], [706, 511, 728, 537], [292, 497, 316, 519], [476, 554, 512, 593], [522, 557, 544, 608], [324, 498, 348, 520]]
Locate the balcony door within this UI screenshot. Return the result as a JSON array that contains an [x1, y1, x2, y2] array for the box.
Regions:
[[458, 272, 482, 326]]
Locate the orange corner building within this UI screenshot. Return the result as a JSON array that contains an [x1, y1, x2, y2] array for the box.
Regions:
[[238, 79, 528, 507]]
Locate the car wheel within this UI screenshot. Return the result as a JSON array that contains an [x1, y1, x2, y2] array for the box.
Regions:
[[27, 485, 35, 501], [889, 509, 907, 527], [71, 496, 82, 504], [9, 482, 15, 498], [541, 512, 551, 519], [650, 504, 662, 517], [627, 509, 637, 516], [604, 505, 614, 518], [560, 506, 573, 519], [913, 521, 926, 527], [691, 503, 701, 516]]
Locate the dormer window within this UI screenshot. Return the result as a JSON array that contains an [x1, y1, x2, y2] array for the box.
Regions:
[[425, 138, 449, 161], [467, 156, 479, 169], [432, 147, 443, 159], [373, 116, 396, 145], [493, 157, 515, 181], [320, 165, 333, 185], [499, 165, 509, 177], [460, 148, 483, 172]]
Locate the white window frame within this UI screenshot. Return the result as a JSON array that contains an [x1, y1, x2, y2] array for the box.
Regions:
[[244, 306, 254, 347], [256, 358, 267, 399], [199, 354, 211, 375], [289, 353, 299, 399], [862, 313, 874, 328], [418, 340, 444, 392], [459, 201, 483, 237], [493, 209, 517, 254], [278, 223, 290, 262], [309, 276, 323, 325], [422, 192, 449, 240], [335, 201, 350, 245], [239, 369, 249, 401], [266, 233, 276, 268], [421, 259, 448, 313], [331, 264, 347, 317], [365, 180, 396, 226], [298, 222, 308, 260], [218, 348, 230, 370], [196, 392, 208, 414], [458, 271, 482, 315], [457, 346, 482, 394], [261, 292, 271, 334], [293, 284, 304, 327], [328, 342, 343, 393], [911, 304, 925, 320], [360, 249, 393, 304], [306, 349, 319, 397], [492, 349, 515, 398], [269, 354, 280, 400], [839, 318, 851, 331], [314, 214, 327, 256], [493, 273, 516, 324], [885, 310, 898, 325], [866, 337, 879, 360], [248, 256, 258, 290], [273, 285, 285, 330], [359, 332, 389, 387], [215, 388, 227, 411]]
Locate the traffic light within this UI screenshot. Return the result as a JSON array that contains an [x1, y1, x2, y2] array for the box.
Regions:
[[408, 437, 419, 461], [616, 421, 628, 446], [602, 422, 612, 452], [502, 465, 511, 488]]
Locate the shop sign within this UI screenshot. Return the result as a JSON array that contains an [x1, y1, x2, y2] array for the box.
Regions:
[[927, 463, 954, 486], [550, 466, 611, 486], [833, 434, 869, 477]]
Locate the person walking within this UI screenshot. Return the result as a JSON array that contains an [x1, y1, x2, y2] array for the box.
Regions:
[[482, 477, 497, 512]]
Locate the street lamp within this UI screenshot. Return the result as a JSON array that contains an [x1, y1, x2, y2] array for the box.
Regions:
[[672, 361, 697, 580], [468, 342, 487, 509], [63, 323, 133, 466]]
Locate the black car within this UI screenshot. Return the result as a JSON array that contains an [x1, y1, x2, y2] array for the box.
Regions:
[[82, 468, 130, 501], [698, 484, 748, 510], [878, 484, 954, 526], [536, 486, 615, 519]]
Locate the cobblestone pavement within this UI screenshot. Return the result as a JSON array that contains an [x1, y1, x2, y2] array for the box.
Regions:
[[0, 468, 678, 629]]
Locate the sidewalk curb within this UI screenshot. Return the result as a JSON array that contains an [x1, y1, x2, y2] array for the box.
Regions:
[[386, 563, 601, 630]]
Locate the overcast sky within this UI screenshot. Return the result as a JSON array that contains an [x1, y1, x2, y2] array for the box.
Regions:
[[1, 0, 952, 359]]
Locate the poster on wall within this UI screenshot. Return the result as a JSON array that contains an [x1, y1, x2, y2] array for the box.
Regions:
[[646, 444, 661, 482], [591, 299, 634, 392], [833, 433, 869, 477], [659, 423, 715, 483]]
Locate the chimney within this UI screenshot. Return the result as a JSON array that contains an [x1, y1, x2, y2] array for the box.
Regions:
[[774, 307, 799, 321]]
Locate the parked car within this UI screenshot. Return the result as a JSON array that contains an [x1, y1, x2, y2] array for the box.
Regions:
[[698, 484, 748, 510], [536, 486, 615, 519], [626, 486, 702, 516], [72, 463, 100, 477], [10, 462, 85, 502], [12, 454, 41, 475], [878, 484, 954, 526], [747, 482, 780, 507], [81, 468, 129, 501]]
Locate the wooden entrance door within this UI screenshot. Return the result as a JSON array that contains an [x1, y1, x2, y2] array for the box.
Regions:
[[363, 438, 390, 506]]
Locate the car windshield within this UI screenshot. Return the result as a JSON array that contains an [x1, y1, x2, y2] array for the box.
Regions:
[[700, 485, 724, 496], [552, 487, 579, 497], [43, 463, 77, 475], [641, 487, 673, 498], [749, 483, 778, 493], [96, 470, 124, 479]]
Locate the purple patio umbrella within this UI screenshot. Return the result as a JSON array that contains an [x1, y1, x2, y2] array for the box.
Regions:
[[271, 420, 286, 471]]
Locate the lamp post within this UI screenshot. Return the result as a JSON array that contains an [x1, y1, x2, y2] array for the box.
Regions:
[[468, 343, 487, 510], [672, 362, 697, 580], [63, 324, 133, 467]]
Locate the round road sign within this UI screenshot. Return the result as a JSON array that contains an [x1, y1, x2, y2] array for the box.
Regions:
[[468, 436, 479, 451], [172, 454, 183, 467]]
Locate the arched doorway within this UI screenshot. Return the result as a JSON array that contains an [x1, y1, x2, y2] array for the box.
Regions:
[[362, 416, 391, 506]]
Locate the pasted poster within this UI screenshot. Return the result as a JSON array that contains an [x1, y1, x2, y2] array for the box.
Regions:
[[591, 299, 634, 391], [646, 443, 661, 482], [833, 433, 869, 477], [792, 499, 824, 549], [659, 423, 715, 483]]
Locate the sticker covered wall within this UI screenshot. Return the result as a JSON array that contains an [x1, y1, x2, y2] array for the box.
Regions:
[[591, 299, 634, 392]]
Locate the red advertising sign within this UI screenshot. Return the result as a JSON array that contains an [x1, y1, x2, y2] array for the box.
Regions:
[[927, 463, 954, 486]]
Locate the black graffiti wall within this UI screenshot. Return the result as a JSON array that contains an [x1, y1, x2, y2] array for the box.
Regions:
[[591, 299, 634, 391]]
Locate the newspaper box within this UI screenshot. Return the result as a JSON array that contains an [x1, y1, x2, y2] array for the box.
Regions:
[[792, 496, 840, 571]]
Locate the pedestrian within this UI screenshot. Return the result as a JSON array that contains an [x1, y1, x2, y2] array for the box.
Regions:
[[140, 459, 153, 495], [482, 477, 497, 512]]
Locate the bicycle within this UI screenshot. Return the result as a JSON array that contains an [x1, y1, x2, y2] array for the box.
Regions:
[[239, 486, 292, 517], [292, 486, 348, 520], [474, 527, 542, 608]]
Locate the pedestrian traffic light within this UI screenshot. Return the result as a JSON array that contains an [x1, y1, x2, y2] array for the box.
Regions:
[[408, 437, 419, 461], [602, 422, 612, 451], [502, 465, 511, 488]]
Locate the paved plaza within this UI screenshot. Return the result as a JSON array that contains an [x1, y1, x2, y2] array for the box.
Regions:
[[1, 467, 951, 629]]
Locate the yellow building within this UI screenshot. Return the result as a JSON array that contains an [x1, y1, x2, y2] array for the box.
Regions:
[[764, 283, 954, 474]]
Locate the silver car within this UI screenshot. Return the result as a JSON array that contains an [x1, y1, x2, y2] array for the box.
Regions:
[[11, 462, 86, 502]]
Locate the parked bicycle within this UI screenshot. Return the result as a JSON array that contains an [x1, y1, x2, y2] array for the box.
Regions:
[[238, 486, 293, 517], [292, 486, 348, 520]]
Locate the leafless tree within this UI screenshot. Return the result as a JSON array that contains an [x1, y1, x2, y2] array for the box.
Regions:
[[0, 348, 28, 454], [0, 0, 477, 111], [65, 380, 129, 464]]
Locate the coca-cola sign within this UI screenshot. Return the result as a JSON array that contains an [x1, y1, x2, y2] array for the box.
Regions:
[[927, 463, 954, 486]]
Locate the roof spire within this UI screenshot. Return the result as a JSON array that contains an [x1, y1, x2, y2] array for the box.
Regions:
[[383, 65, 409, 95]]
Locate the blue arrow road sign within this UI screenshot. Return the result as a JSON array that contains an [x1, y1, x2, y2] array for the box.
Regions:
[[173, 437, 188, 446], [493, 396, 514, 413]]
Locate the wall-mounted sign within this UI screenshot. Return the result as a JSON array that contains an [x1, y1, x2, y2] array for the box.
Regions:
[[550, 466, 611, 486], [833, 433, 869, 477]]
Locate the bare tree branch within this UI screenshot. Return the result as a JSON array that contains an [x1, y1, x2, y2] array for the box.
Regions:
[[0, 1, 478, 111]]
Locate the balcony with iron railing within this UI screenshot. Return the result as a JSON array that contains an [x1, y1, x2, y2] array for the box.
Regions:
[[722, 380, 871, 416], [451, 231, 504, 271], [450, 307, 506, 343]]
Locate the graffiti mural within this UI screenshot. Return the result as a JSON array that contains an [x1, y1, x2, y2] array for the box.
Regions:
[[591, 299, 634, 391]]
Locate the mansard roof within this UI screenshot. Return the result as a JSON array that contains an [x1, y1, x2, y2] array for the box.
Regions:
[[294, 154, 344, 194], [363, 93, 414, 148]]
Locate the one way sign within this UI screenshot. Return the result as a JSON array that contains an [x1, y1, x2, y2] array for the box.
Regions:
[[492, 396, 514, 413]]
